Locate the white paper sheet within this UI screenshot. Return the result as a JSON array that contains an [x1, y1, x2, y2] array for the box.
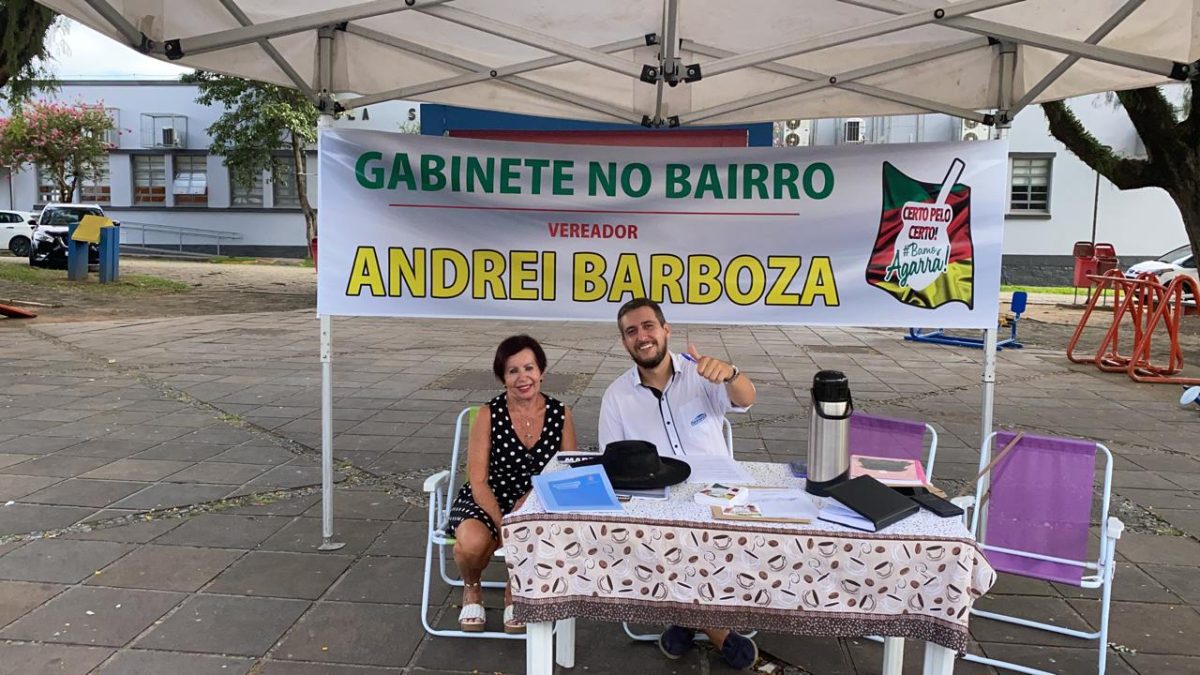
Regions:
[[681, 455, 755, 485]]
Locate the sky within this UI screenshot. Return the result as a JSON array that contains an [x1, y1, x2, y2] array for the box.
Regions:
[[43, 19, 192, 80]]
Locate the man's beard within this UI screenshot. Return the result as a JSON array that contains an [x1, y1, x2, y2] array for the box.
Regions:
[[630, 340, 668, 369]]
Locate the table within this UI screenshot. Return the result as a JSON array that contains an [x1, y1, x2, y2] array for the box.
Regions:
[[502, 462, 995, 674]]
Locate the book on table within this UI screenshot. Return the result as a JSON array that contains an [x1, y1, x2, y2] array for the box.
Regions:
[[848, 454, 929, 487], [818, 475, 918, 532], [532, 465, 623, 513]]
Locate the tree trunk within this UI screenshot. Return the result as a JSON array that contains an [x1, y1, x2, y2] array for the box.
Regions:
[[1169, 184, 1200, 275], [291, 133, 317, 252]]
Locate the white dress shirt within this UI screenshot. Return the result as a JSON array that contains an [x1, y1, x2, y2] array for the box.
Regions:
[[598, 351, 749, 456]]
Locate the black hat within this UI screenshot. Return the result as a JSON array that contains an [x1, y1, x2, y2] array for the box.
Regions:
[[575, 440, 691, 489]]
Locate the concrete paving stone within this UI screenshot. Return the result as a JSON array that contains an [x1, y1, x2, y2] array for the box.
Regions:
[[63, 518, 183, 543], [0, 473, 62, 499], [228, 464, 327, 496], [1124, 453, 1200, 473], [259, 517, 389, 556], [1118, 532, 1200, 565], [1162, 472, 1200, 491], [253, 662, 397, 675], [52, 438, 160, 459], [15, 408, 102, 423], [95, 649, 255, 675], [0, 642, 113, 675], [155, 514, 291, 549], [38, 421, 121, 439], [206, 551, 353, 599], [332, 434, 401, 453], [80, 458, 195, 482], [974, 642, 1136, 674], [135, 593, 309, 656], [969, 595, 1095, 648], [131, 441, 231, 462], [363, 519, 426, 557], [1068, 599, 1200, 656], [272, 601, 422, 668], [140, 411, 227, 428], [300, 490, 407, 521], [1123, 652, 1200, 674], [21, 479, 151, 508], [1111, 470, 1185, 490], [86, 545, 242, 592], [0, 435, 86, 457], [325, 556, 441, 605], [1117, 488, 1200, 511], [0, 454, 112, 477], [175, 426, 259, 445], [0, 503, 95, 537], [110, 483, 234, 510], [164, 461, 270, 485], [0, 453, 30, 470], [223, 493, 323, 517], [100, 426, 194, 443], [367, 451, 450, 475], [1154, 508, 1200, 536], [1053, 562, 1182, 604], [332, 450, 382, 468], [1139, 564, 1200, 605], [0, 539, 133, 583], [0, 581, 66, 629], [211, 444, 298, 465], [0, 586, 185, 647]]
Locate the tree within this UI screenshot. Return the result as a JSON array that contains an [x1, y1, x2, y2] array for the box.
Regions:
[[182, 71, 319, 245], [0, 0, 57, 102], [1042, 73, 1200, 268], [0, 99, 115, 201]]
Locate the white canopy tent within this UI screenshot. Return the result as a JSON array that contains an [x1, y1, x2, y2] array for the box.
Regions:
[[34, 0, 1200, 549]]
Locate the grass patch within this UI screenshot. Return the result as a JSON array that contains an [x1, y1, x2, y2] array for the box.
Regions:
[[0, 264, 190, 293], [1001, 284, 1114, 297], [208, 256, 261, 264]]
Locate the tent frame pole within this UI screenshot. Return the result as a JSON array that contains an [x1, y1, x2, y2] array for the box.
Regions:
[[684, 39, 993, 123], [1007, 0, 1146, 118], [81, 0, 149, 50], [842, 0, 1191, 80], [217, 0, 320, 104], [978, 327, 998, 538]]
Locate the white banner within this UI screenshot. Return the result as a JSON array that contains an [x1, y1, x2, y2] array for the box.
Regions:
[[317, 130, 1006, 328]]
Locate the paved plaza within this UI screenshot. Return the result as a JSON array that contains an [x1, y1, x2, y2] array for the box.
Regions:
[[1, 308, 1198, 674]]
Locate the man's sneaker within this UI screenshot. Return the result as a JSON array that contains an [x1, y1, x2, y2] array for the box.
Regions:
[[658, 625, 696, 660], [720, 632, 759, 670]]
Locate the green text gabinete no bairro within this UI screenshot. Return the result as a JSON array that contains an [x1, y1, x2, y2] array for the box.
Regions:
[[354, 152, 834, 200]]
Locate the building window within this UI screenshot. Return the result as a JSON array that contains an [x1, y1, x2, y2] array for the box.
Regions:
[[80, 159, 112, 205], [36, 169, 64, 204], [172, 155, 208, 206], [1009, 155, 1052, 213], [231, 171, 264, 207], [272, 156, 301, 208], [133, 155, 167, 205]]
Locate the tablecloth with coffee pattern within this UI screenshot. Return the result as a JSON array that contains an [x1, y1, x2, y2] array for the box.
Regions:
[[503, 462, 995, 651]]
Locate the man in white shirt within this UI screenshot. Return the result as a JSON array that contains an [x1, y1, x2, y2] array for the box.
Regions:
[[598, 297, 759, 670]]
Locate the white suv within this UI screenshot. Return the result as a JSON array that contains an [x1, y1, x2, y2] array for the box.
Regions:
[[1, 209, 33, 257], [29, 204, 111, 269]]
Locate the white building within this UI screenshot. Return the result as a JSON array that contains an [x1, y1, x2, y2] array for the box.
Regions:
[[2, 81, 1186, 281]]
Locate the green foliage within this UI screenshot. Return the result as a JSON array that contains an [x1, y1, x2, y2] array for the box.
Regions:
[[0, 0, 57, 102], [0, 99, 115, 201], [0, 263, 191, 293], [182, 71, 319, 240]]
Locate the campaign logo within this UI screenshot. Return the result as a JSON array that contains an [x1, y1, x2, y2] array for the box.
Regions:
[[866, 159, 974, 309]]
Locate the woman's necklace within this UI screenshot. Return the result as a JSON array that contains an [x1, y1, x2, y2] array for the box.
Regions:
[[508, 396, 544, 446]]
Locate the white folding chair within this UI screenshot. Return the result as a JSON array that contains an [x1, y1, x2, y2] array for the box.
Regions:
[[420, 406, 525, 640], [958, 431, 1124, 674]]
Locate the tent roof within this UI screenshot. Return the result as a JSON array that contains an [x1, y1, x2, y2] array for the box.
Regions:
[[40, 0, 1200, 126]]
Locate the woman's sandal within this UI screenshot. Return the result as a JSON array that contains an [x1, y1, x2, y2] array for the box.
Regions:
[[459, 582, 485, 632], [503, 604, 525, 634]]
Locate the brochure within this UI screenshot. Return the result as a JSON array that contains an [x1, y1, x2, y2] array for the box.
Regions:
[[693, 483, 748, 506], [848, 454, 929, 488], [531, 465, 624, 513], [711, 488, 817, 523]]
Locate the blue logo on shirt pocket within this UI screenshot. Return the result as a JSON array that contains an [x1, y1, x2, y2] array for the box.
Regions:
[[690, 412, 707, 426]]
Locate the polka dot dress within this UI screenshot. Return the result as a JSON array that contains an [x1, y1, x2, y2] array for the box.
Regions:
[[447, 393, 565, 540]]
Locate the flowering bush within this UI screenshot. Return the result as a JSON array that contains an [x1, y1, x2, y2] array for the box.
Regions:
[[0, 99, 115, 202]]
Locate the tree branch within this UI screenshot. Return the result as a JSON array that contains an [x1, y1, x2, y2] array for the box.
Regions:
[[1116, 85, 1183, 158], [1041, 100, 1157, 190]]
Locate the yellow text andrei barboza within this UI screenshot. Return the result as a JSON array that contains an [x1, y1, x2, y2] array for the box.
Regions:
[[344, 248, 840, 307]]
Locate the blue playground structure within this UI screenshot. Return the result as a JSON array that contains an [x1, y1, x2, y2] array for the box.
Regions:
[[905, 291, 1027, 351]]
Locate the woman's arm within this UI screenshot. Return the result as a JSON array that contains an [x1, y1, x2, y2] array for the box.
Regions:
[[561, 406, 578, 451], [466, 405, 503, 527]]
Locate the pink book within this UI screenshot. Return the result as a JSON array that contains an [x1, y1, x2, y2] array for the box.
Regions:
[[848, 455, 929, 487]]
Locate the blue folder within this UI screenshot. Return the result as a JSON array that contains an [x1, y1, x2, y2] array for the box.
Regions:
[[532, 465, 624, 513]]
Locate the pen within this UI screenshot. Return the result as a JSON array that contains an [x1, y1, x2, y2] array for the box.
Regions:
[[681, 353, 697, 363]]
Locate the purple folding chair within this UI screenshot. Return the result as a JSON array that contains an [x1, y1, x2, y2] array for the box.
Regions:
[[848, 411, 939, 478], [963, 431, 1123, 675]]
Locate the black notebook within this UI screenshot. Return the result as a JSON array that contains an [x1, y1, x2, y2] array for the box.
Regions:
[[819, 475, 919, 532]]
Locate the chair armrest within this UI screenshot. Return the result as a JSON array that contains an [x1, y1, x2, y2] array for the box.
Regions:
[[423, 470, 450, 493], [1106, 516, 1125, 540], [950, 496, 975, 509]]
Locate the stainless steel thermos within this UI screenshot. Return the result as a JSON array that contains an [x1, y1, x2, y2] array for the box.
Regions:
[[805, 370, 853, 496]]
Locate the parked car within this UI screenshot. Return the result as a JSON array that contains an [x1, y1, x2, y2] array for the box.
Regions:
[[1, 210, 34, 257], [1126, 244, 1197, 302], [29, 204, 113, 269]]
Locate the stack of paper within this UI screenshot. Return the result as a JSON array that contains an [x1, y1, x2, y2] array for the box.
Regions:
[[681, 455, 754, 484]]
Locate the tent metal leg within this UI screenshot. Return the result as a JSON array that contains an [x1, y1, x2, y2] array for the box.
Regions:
[[318, 313, 344, 552], [977, 327, 997, 538]]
